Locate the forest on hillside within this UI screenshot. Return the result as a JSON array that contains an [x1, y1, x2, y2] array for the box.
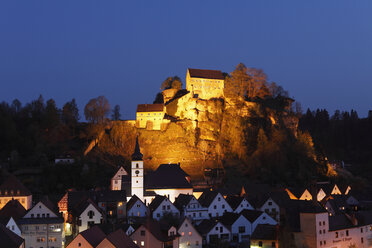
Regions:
[[0, 64, 371, 192]]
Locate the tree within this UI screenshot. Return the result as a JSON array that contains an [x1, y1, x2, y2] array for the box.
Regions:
[[160, 76, 183, 90], [111, 105, 121, 120], [62, 99, 79, 125], [84, 96, 111, 124], [228, 63, 272, 99], [44, 99, 60, 128], [11, 99, 22, 114]]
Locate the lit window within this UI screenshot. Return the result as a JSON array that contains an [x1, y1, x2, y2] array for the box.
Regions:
[[189, 232, 192, 236], [141, 241, 145, 246], [182, 232, 185, 236]]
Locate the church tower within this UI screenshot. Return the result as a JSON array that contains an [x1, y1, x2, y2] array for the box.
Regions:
[[131, 136, 144, 201]]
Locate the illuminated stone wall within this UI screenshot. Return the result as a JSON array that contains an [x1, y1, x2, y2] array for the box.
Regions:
[[186, 70, 224, 100]]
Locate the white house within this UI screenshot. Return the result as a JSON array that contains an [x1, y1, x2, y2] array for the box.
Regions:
[[127, 195, 149, 218], [111, 166, 128, 191], [197, 219, 231, 245], [257, 197, 280, 222], [198, 191, 233, 218], [74, 198, 103, 233], [149, 195, 180, 221], [177, 218, 202, 248], [225, 195, 254, 214], [174, 194, 208, 222], [240, 209, 277, 233]]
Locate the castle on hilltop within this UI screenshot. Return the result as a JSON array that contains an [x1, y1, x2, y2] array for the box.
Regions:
[[135, 68, 225, 130]]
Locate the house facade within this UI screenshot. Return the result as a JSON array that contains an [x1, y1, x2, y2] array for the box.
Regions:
[[18, 199, 64, 248], [186, 68, 225, 99], [177, 218, 202, 248], [136, 104, 166, 130], [111, 166, 128, 191]]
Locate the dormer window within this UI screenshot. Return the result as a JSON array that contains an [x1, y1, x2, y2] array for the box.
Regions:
[[16, 190, 20, 195], [10, 190, 14, 195], [5, 190, 7, 195]]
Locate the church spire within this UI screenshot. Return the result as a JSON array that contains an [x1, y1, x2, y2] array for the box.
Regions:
[[131, 136, 143, 161]]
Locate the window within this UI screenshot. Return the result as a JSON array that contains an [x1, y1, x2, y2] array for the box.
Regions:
[[215, 227, 218, 231], [238, 226, 245, 233], [268, 201, 272, 206], [346, 230, 349, 236], [319, 230, 321, 235], [136, 163, 139, 168], [88, 210, 95, 219], [259, 241, 263, 247], [323, 229, 325, 234], [78, 243, 81, 247], [222, 204, 225, 209], [320, 241, 322, 246], [46, 213, 49, 218], [162, 206, 166, 210], [182, 232, 185, 236], [220, 226, 223, 233], [140, 230, 146, 236], [196, 240, 199, 245], [361, 228, 363, 233], [323, 221, 325, 225], [31, 214, 34, 218], [157, 213, 160, 218], [189, 232, 192, 236], [319, 221, 322, 226], [214, 205, 216, 209], [167, 205, 170, 210], [37, 214, 40, 218], [361, 237, 364, 243], [335, 232, 338, 238], [141, 241, 145, 246], [218, 197, 221, 201]]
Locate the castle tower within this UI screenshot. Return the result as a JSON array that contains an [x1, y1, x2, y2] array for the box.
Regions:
[[131, 136, 144, 201]]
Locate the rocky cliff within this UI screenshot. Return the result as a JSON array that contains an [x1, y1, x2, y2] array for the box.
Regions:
[[93, 92, 299, 178]]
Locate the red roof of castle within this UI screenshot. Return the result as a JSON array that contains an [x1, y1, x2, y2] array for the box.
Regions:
[[188, 68, 225, 80]]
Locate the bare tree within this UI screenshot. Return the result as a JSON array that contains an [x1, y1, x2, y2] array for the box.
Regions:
[[84, 96, 111, 124]]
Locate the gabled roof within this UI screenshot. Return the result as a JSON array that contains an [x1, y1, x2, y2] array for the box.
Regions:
[[225, 196, 247, 210], [136, 104, 164, 113], [149, 195, 167, 212], [0, 175, 31, 196], [240, 209, 264, 223], [251, 224, 278, 240], [0, 223, 24, 248], [198, 190, 219, 207], [146, 164, 192, 190], [72, 198, 102, 217], [218, 212, 240, 228], [80, 226, 106, 247], [127, 195, 145, 211], [64, 190, 126, 212], [0, 199, 26, 221], [140, 219, 173, 242], [188, 68, 225, 80], [286, 187, 309, 199], [40, 196, 60, 216], [196, 219, 218, 235], [174, 194, 194, 211], [102, 228, 139, 248]]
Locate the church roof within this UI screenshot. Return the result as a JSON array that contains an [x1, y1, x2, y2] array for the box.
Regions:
[[145, 164, 192, 190], [188, 68, 225, 80], [0, 175, 31, 196], [136, 104, 164, 112], [131, 137, 143, 161]]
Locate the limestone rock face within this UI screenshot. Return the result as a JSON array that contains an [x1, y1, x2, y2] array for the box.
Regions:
[[97, 93, 299, 178]]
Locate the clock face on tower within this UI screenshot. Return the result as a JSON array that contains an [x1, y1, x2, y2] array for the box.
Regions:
[[135, 170, 140, 175]]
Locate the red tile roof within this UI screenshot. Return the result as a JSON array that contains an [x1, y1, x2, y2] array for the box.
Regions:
[[188, 68, 225, 80], [0, 175, 31, 196], [136, 104, 164, 112]]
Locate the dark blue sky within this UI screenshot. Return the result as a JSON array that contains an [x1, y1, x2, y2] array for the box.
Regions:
[[1, 1, 371, 119]]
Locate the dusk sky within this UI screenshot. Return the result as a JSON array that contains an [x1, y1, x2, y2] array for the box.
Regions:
[[1, 1, 371, 119]]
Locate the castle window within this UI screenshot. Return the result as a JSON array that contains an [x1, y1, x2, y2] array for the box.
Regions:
[[136, 164, 139, 168]]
